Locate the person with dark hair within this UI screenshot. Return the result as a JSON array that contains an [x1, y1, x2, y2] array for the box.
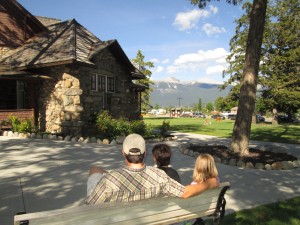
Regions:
[[152, 143, 181, 184], [86, 133, 218, 204]]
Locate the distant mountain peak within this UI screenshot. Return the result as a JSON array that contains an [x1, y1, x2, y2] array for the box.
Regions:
[[150, 79, 231, 107]]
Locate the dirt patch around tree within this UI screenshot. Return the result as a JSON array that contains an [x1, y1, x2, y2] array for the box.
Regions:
[[188, 145, 298, 168]]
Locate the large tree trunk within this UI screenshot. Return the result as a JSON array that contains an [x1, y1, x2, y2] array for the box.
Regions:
[[230, 0, 267, 156]]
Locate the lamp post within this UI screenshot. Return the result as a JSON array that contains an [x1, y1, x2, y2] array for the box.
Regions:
[[177, 97, 183, 108]]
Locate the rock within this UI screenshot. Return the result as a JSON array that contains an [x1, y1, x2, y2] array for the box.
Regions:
[[265, 164, 272, 170], [64, 135, 71, 141], [281, 161, 294, 170], [78, 137, 85, 143], [213, 156, 221, 163], [193, 152, 200, 158], [116, 136, 125, 144], [71, 137, 78, 142], [90, 137, 97, 143], [3, 131, 8, 136], [8, 131, 13, 137], [271, 162, 282, 170], [237, 160, 245, 168], [13, 132, 19, 137], [255, 163, 264, 169], [245, 162, 255, 169], [36, 133, 42, 139], [229, 159, 237, 166], [188, 150, 194, 156], [183, 149, 190, 155], [31, 133, 36, 139], [293, 160, 299, 168], [103, 139, 110, 144], [97, 139, 103, 144], [178, 145, 186, 153], [83, 138, 90, 144], [57, 136, 64, 140], [110, 140, 117, 145]]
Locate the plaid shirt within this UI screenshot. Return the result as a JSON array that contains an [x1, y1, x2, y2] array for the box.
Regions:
[[86, 165, 185, 204]]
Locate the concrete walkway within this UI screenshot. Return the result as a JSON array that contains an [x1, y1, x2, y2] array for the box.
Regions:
[[1, 133, 299, 225]]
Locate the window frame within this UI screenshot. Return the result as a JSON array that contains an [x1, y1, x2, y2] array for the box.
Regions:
[[90, 73, 115, 93]]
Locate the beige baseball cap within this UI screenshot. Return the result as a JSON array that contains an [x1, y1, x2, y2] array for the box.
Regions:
[[123, 133, 146, 155]]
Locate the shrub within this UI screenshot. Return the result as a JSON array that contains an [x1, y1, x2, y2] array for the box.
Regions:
[[159, 120, 170, 136], [95, 111, 152, 139], [8, 115, 35, 133], [130, 120, 151, 137]]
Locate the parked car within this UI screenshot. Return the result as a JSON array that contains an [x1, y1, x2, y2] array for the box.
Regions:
[[192, 112, 206, 118], [180, 112, 193, 117], [211, 114, 225, 120], [221, 111, 231, 119], [227, 114, 237, 120], [256, 114, 265, 122]]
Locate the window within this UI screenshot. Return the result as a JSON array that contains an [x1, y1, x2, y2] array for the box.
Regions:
[[90, 74, 115, 93], [107, 77, 115, 92], [90, 74, 96, 91], [98, 75, 106, 91]]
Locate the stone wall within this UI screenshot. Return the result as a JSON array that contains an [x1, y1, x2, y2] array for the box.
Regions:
[[0, 47, 13, 60], [36, 49, 140, 136]]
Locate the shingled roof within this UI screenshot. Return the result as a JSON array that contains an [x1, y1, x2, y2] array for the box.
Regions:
[[0, 19, 102, 69], [0, 18, 145, 79]]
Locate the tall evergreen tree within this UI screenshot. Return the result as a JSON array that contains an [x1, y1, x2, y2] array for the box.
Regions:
[[197, 98, 202, 112], [260, 0, 300, 123], [131, 50, 154, 111]]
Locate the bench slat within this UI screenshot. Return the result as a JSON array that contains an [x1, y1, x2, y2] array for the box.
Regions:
[[14, 182, 230, 225]]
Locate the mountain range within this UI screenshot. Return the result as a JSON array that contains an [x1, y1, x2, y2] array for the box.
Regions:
[[149, 77, 231, 108]]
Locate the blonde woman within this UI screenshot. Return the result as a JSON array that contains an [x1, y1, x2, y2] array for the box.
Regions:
[[191, 154, 219, 185]]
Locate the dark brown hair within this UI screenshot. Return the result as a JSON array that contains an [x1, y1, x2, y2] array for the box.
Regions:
[[152, 144, 172, 167]]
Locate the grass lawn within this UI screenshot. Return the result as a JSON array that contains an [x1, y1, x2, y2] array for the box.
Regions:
[[143, 117, 300, 144], [220, 196, 300, 225]]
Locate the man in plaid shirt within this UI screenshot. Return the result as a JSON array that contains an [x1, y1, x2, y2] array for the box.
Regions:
[[86, 134, 218, 204]]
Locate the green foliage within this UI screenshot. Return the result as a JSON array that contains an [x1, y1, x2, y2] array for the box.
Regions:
[[8, 115, 35, 133], [206, 102, 214, 112], [223, 0, 300, 116], [131, 50, 154, 111], [130, 120, 151, 137], [197, 98, 202, 111], [96, 111, 151, 139], [159, 120, 171, 136]]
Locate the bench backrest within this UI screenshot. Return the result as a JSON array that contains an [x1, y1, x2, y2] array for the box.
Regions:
[[14, 182, 230, 225]]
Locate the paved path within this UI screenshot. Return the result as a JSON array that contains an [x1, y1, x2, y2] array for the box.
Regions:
[[1, 133, 299, 225]]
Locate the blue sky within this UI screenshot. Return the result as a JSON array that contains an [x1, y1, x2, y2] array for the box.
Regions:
[[19, 0, 244, 84]]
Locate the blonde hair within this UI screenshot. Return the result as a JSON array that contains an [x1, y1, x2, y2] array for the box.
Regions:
[[193, 154, 218, 184]]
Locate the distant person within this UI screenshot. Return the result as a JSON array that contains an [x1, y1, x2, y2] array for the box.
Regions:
[[152, 143, 181, 184], [191, 154, 219, 185], [86, 134, 218, 204]]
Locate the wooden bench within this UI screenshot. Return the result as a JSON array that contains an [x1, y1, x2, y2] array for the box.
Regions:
[[14, 182, 230, 225]]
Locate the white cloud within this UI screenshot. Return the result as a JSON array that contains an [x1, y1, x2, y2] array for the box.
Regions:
[[202, 23, 226, 36], [166, 48, 228, 75], [155, 66, 163, 73], [206, 65, 226, 75], [173, 6, 219, 31], [173, 9, 209, 31], [209, 5, 218, 14]]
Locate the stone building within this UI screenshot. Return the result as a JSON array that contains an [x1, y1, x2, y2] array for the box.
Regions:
[[0, 0, 146, 136]]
